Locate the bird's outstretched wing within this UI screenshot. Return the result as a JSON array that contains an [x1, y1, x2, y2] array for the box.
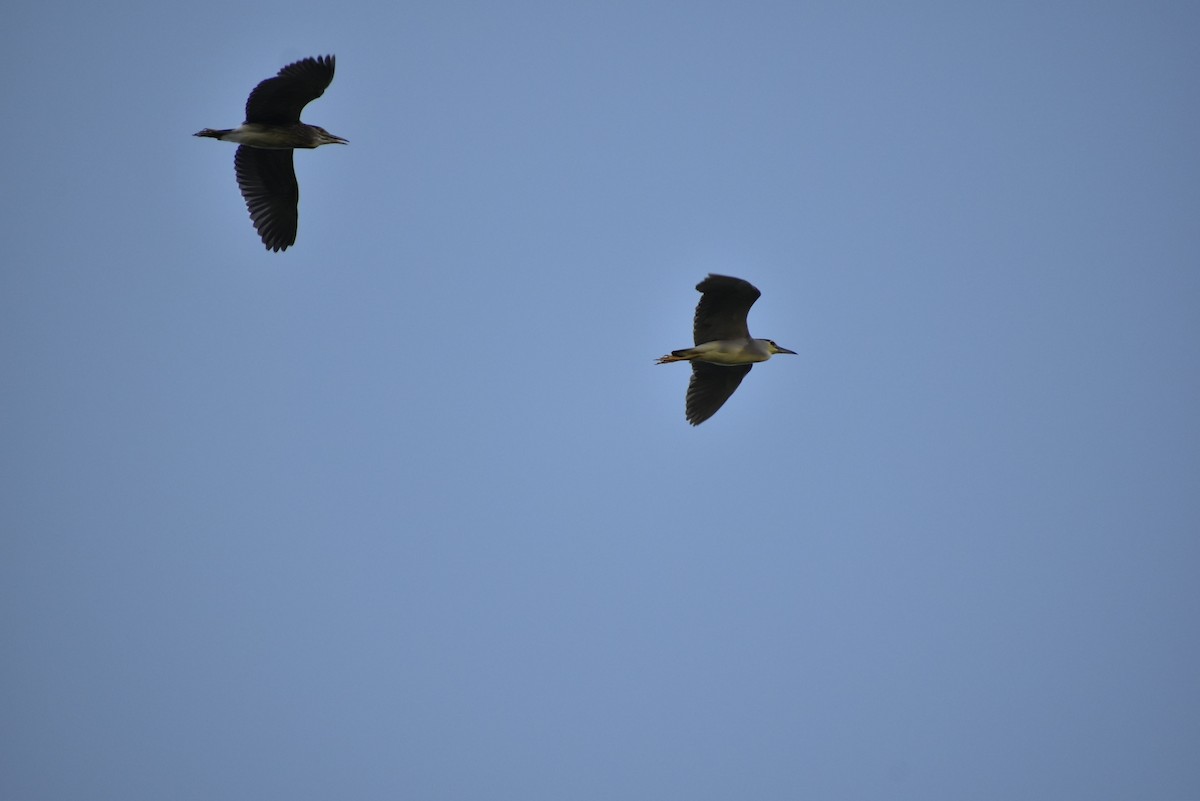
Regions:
[[685, 362, 753, 425], [245, 55, 336, 125], [234, 146, 299, 251], [693, 274, 761, 345]]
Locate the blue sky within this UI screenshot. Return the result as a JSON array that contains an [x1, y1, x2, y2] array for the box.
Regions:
[[3, 1, 1199, 798]]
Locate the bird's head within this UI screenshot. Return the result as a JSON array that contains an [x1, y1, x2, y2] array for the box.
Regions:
[[765, 340, 797, 356], [311, 126, 349, 146]]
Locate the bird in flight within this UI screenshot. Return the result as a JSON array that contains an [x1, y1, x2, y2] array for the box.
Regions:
[[195, 55, 347, 252], [657, 274, 797, 425]]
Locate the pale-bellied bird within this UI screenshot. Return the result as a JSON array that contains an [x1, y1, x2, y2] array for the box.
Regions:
[[195, 55, 346, 251], [657, 274, 796, 425]]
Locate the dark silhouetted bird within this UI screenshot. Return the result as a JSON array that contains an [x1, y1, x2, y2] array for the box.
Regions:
[[195, 55, 346, 251], [657, 274, 796, 425]]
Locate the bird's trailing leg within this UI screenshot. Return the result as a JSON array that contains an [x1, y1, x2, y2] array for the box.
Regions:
[[655, 349, 695, 364]]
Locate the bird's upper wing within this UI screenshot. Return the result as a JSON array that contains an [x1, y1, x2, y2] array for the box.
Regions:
[[685, 362, 752, 425], [244, 55, 336, 124], [234, 146, 299, 252], [693, 274, 761, 345]]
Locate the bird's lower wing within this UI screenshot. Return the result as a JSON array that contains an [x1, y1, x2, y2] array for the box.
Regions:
[[234, 146, 299, 252], [685, 363, 752, 425]]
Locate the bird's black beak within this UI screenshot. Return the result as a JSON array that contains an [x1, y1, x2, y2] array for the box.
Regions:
[[777, 346, 797, 355]]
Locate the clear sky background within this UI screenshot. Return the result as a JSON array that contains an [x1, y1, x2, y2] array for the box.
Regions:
[[2, 1, 1198, 799]]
